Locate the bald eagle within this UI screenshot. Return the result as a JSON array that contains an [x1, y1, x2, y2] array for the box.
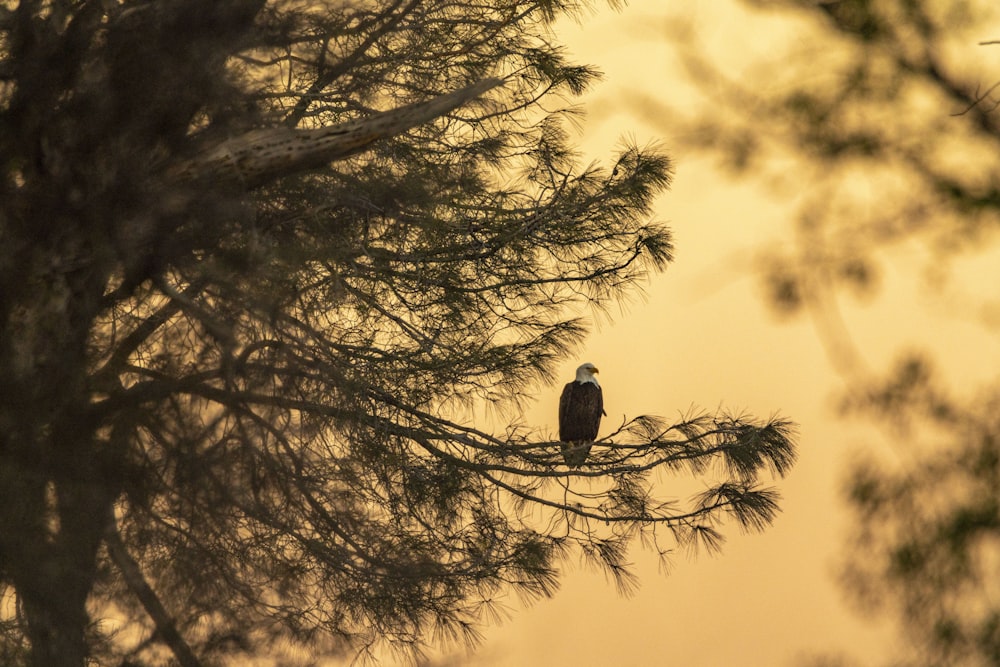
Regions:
[[558, 363, 605, 466]]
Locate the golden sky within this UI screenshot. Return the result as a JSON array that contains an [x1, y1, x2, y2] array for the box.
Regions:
[[425, 2, 1000, 666]]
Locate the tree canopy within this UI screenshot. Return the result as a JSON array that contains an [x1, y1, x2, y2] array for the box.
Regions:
[[0, 1, 797, 665]]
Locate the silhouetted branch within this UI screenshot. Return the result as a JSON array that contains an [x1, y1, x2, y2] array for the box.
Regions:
[[104, 518, 202, 667], [949, 79, 1000, 117]]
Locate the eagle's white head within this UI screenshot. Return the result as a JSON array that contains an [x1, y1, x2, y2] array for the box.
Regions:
[[575, 362, 600, 386]]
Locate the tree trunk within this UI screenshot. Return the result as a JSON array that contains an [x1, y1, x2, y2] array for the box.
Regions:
[[20, 586, 91, 667], [0, 260, 116, 667], [9, 470, 114, 667]]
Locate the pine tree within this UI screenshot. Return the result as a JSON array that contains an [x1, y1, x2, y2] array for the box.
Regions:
[[0, 2, 797, 665]]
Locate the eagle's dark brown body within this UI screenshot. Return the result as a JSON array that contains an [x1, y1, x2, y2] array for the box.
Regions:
[[558, 379, 603, 466]]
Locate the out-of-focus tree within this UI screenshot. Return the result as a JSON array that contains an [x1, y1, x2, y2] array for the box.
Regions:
[[0, 1, 797, 666], [658, 0, 1000, 330], [841, 355, 1000, 666], [648, 1, 1000, 665]]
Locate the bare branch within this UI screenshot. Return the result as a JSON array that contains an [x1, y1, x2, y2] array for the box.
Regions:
[[104, 517, 202, 667]]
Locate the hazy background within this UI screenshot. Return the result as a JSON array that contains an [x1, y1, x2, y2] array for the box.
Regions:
[[430, 2, 1000, 665]]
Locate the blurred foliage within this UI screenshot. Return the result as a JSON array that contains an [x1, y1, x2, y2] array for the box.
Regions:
[[842, 356, 1000, 666], [658, 0, 1000, 665], [662, 0, 1000, 322]]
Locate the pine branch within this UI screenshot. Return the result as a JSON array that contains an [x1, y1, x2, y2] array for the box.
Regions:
[[172, 78, 505, 188]]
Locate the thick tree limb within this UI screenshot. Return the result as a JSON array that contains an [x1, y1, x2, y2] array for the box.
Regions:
[[104, 518, 202, 667], [173, 78, 504, 188]]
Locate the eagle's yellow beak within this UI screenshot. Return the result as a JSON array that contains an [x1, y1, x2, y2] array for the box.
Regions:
[[591, 367, 599, 374]]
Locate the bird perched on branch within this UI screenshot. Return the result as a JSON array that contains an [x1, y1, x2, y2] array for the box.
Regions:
[[558, 362, 605, 467]]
